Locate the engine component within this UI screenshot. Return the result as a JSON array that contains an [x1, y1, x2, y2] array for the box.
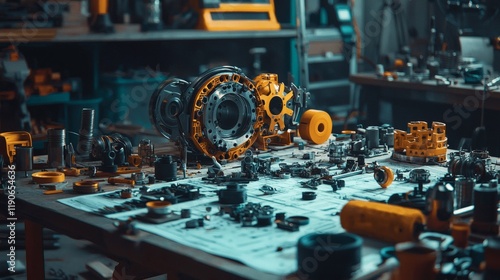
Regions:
[[73, 181, 100, 194], [301, 191, 316, 201], [108, 177, 135, 187], [297, 233, 362, 280], [451, 222, 470, 249], [154, 155, 178, 182], [15, 146, 32, 177], [286, 216, 310, 226], [408, 168, 431, 183], [218, 183, 247, 204], [150, 66, 320, 161], [328, 141, 345, 164], [298, 109, 333, 144], [454, 176, 475, 209], [392, 241, 437, 280], [138, 139, 155, 167], [0, 131, 32, 165], [366, 126, 380, 149], [32, 171, 65, 184], [180, 209, 191, 219], [340, 200, 425, 244], [392, 121, 447, 163], [448, 150, 496, 182], [483, 236, 500, 279], [90, 133, 132, 168], [47, 128, 65, 168], [77, 108, 95, 156], [471, 181, 499, 235], [425, 182, 454, 232], [374, 165, 394, 188], [146, 201, 172, 217]]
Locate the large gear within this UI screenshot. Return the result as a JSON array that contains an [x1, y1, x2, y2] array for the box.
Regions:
[[254, 73, 294, 133], [150, 66, 331, 161]]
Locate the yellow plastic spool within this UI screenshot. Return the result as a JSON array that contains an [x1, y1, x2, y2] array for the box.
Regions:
[[299, 109, 333, 144]]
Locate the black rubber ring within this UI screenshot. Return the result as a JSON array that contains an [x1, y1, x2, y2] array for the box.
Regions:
[[297, 232, 363, 280], [302, 191, 317, 200], [286, 215, 310, 226]]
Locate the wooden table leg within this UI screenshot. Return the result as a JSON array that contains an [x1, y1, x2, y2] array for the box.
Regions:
[[24, 219, 45, 279]]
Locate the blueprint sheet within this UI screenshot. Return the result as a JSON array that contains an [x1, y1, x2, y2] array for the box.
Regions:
[[59, 150, 452, 276]]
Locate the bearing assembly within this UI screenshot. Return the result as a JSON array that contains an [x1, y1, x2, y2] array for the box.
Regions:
[[150, 66, 331, 160]]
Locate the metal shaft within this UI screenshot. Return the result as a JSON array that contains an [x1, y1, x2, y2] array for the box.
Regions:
[[77, 108, 95, 155]]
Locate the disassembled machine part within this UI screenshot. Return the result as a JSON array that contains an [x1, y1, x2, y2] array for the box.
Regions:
[[47, 128, 65, 168], [448, 150, 497, 183], [392, 121, 447, 163], [297, 233, 362, 280], [471, 180, 499, 235], [150, 66, 331, 161], [340, 200, 425, 244], [15, 146, 32, 177], [90, 133, 133, 172], [373, 165, 394, 188], [425, 182, 454, 232], [0, 131, 32, 164], [218, 183, 247, 204], [32, 171, 65, 184]]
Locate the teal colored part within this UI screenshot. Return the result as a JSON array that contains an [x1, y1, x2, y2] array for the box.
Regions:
[[99, 74, 167, 129]]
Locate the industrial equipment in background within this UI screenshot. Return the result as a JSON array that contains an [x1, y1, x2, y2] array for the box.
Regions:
[[149, 66, 332, 163], [188, 0, 280, 31], [99, 0, 281, 31], [0, 1, 66, 28], [0, 46, 32, 132]]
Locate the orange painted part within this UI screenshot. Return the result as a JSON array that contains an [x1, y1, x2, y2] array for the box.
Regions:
[[254, 74, 293, 132], [0, 131, 32, 164], [107, 177, 135, 187], [299, 109, 333, 144], [393, 242, 437, 280], [340, 200, 425, 244], [426, 200, 450, 232], [484, 238, 500, 271], [374, 166, 394, 188], [393, 121, 447, 162], [451, 222, 470, 248], [189, 73, 263, 161], [32, 172, 65, 184], [192, 1, 280, 31]]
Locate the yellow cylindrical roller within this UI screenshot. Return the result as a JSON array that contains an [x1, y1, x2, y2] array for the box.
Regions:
[[299, 109, 332, 144], [340, 200, 425, 244]]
